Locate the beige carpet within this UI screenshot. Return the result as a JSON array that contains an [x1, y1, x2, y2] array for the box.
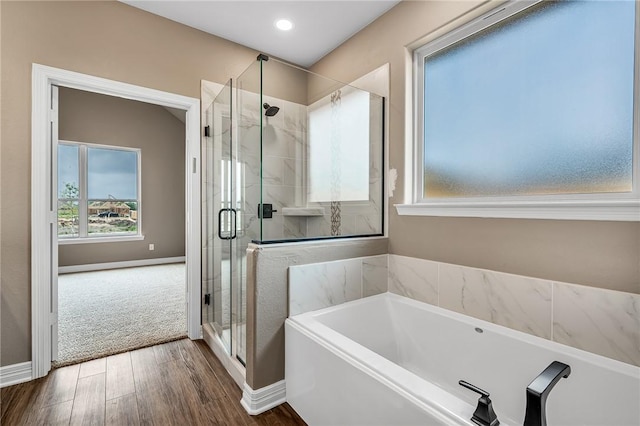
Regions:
[[55, 263, 187, 366]]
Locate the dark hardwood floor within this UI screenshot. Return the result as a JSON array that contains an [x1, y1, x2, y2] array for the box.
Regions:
[[1, 339, 306, 425]]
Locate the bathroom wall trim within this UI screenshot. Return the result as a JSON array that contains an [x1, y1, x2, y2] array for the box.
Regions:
[[58, 256, 186, 274], [0, 362, 32, 388], [31, 64, 201, 381], [395, 199, 640, 221], [240, 380, 287, 415]]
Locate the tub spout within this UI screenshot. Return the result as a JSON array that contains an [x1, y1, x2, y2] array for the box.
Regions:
[[524, 361, 571, 426]]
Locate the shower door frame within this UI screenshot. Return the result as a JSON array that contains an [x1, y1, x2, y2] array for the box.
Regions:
[[202, 78, 248, 383]]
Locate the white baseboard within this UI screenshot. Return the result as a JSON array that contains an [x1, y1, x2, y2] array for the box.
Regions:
[[0, 362, 33, 388], [240, 380, 287, 415], [58, 256, 185, 274]]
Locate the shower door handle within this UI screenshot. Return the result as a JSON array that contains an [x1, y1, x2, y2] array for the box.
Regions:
[[217, 208, 237, 240], [230, 208, 237, 239]]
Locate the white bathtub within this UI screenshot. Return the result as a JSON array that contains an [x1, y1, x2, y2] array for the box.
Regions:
[[285, 293, 640, 426]]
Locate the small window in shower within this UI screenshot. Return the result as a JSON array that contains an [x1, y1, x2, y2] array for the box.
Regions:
[[308, 88, 370, 202]]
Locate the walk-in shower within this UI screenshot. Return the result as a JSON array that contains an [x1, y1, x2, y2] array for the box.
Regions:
[[201, 54, 385, 373]]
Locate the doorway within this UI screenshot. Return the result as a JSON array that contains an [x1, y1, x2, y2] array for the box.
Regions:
[[54, 86, 188, 365], [31, 64, 201, 379]]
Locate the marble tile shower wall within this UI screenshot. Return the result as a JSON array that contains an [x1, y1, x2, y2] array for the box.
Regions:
[[306, 96, 385, 238], [387, 254, 640, 367], [236, 90, 384, 241], [237, 91, 308, 242], [288, 253, 639, 366]]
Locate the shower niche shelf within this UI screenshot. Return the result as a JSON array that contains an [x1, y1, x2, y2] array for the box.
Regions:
[[281, 207, 325, 217]]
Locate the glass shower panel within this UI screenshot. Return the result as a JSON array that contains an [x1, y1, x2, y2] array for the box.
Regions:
[[257, 58, 385, 242], [235, 60, 262, 364]]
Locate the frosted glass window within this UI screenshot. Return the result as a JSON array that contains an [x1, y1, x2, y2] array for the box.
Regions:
[[308, 89, 370, 202], [420, 0, 636, 199]]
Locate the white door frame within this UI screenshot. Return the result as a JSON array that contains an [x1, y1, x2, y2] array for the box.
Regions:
[[31, 64, 201, 379]]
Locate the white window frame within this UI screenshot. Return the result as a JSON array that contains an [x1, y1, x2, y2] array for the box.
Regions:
[[396, 0, 640, 221], [57, 140, 143, 243]]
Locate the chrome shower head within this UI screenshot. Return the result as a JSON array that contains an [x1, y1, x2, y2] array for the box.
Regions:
[[263, 103, 280, 117]]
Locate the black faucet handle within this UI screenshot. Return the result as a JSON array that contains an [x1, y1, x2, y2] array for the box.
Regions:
[[459, 380, 500, 426], [459, 380, 490, 397]]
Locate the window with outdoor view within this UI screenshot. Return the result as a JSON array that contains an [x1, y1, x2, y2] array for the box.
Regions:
[[58, 141, 141, 239]]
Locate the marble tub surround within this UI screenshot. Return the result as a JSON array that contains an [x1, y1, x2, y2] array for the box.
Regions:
[[553, 283, 640, 366], [288, 255, 388, 316], [388, 255, 551, 340], [362, 255, 388, 297], [439, 263, 552, 339], [388, 254, 438, 305], [387, 254, 639, 366], [290, 253, 639, 366]]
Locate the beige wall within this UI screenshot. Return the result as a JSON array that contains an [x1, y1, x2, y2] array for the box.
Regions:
[[58, 87, 185, 266], [310, 0, 640, 294], [0, 1, 259, 367]]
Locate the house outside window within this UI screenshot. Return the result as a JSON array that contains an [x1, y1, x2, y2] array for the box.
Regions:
[[58, 141, 141, 240], [398, 0, 639, 221]]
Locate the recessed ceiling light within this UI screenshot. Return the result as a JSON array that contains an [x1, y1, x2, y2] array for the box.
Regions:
[[275, 19, 293, 31]]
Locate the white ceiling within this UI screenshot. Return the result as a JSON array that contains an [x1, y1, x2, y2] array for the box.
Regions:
[[120, 0, 400, 67]]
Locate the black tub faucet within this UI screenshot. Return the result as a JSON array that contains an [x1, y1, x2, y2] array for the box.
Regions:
[[459, 380, 500, 426], [524, 361, 571, 426]]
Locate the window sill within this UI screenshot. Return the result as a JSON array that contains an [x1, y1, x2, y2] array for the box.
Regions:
[[58, 235, 145, 245], [394, 200, 640, 221]]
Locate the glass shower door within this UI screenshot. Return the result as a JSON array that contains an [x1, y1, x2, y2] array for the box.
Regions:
[[203, 70, 255, 366], [202, 79, 234, 354]]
